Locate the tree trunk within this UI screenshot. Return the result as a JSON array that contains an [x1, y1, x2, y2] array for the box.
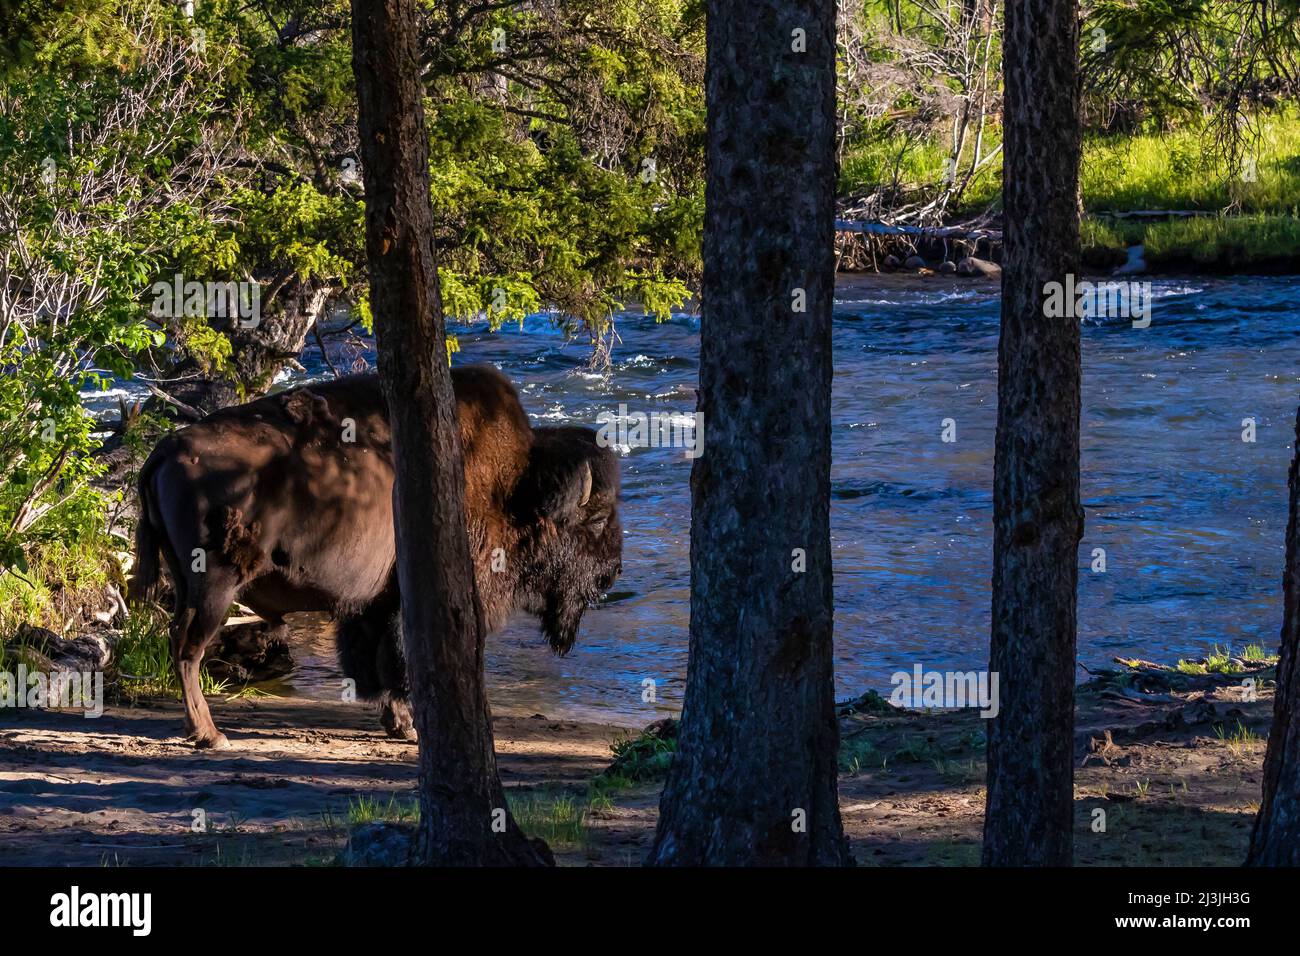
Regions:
[[648, 0, 848, 866], [350, 0, 549, 867], [981, 0, 1083, 867], [1247, 404, 1300, 865]]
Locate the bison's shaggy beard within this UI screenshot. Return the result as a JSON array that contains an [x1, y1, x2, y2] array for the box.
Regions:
[[520, 525, 622, 656]]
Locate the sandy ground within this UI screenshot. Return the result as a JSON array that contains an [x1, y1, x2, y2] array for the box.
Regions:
[[0, 666, 1272, 866]]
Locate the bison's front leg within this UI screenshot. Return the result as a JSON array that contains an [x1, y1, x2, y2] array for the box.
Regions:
[[379, 693, 417, 742], [336, 596, 414, 741]]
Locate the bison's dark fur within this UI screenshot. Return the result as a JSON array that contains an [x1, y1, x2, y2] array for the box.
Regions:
[[129, 365, 622, 748]]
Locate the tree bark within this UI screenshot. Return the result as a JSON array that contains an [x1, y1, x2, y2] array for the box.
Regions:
[[981, 0, 1083, 867], [350, 0, 548, 867], [1247, 404, 1300, 865], [648, 0, 848, 866]]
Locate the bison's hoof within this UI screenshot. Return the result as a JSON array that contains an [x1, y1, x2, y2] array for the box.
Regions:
[[380, 699, 417, 742], [385, 724, 417, 743], [193, 732, 231, 751], [380, 716, 417, 742]]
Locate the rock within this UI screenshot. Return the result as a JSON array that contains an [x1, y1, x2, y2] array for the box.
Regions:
[[882, 254, 901, 269], [1112, 243, 1147, 276], [957, 256, 1001, 279], [902, 255, 927, 270], [643, 717, 678, 741], [836, 689, 894, 717], [338, 822, 416, 867], [938, 260, 957, 275], [204, 618, 294, 684]]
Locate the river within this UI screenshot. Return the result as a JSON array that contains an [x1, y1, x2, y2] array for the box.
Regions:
[[84, 273, 1300, 726]]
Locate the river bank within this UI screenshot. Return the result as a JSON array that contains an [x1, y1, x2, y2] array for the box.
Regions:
[[0, 655, 1271, 866]]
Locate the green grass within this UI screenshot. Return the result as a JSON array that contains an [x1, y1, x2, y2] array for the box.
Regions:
[[0, 631, 47, 673], [509, 792, 592, 848], [341, 790, 603, 849], [599, 726, 677, 782], [841, 109, 1300, 272], [1080, 217, 1139, 267], [932, 756, 983, 785], [891, 734, 944, 764], [1242, 643, 1273, 663], [1175, 644, 1244, 675], [839, 734, 882, 775], [1175, 643, 1278, 674], [843, 110, 1300, 215], [1082, 112, 1300, 214], [1143, 213, 1300, 271], [1214, 720, 1259, 756], [344, 794, 419, 826], [112, 607, 228, 698], [0, 538, 115, 639], [1205, 645, 1244, 675], [838, 126, 1002, 211]]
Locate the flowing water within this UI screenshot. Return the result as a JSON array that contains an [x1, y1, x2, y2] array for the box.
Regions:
[[85, 274, 1300, 726]]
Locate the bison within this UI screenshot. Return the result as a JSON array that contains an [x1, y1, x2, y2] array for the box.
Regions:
[[129, 365, 622, 749]]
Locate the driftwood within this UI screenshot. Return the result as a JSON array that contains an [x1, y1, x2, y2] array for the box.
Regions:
[[835, 218, 1002, 241], [1095, 209, 1213, 220]]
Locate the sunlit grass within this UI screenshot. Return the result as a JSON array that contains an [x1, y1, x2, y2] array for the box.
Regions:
[[1144, 213, 1300, 270], [840, 108, 1300, 220], [1176, 644, 1265, 676], [1082, 112, 1300, 213], [1242, 643, 1273, 663], [341, 789, 607, 848], [1214, 720, 1260, 756], [0, 539, 114, 639], [113, 606, 228, 698]]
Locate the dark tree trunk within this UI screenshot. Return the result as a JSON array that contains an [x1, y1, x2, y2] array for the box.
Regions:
[[648, 0, 847, 866], [1248, 404, 1300, 865], [982, 0, 1083, 867], [350, 0, 548, 867]]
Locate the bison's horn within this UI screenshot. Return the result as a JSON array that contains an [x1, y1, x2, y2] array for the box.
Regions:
[[578, 461, 593, 507]]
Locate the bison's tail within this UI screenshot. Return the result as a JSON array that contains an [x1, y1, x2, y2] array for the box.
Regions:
[[127, 454, 163, 605]]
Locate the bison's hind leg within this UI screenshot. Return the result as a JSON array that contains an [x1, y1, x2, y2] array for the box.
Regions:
[[174, 570, 239, 750], [336, 599, 413, 741]]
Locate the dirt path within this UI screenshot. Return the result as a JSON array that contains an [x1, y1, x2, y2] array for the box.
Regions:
[[833, 668, 1270, 865], [0, 664, 1273, 866], [0, 696, 645, 866]]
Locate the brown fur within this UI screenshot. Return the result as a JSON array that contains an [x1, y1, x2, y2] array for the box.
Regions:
[[130, 366, 622, 749]]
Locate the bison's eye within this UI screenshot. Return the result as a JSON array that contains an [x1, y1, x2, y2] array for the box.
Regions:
[[587, 515, 607, 535]]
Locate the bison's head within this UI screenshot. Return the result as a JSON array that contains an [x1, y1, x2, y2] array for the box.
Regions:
[[511, 426, 623, 655]]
